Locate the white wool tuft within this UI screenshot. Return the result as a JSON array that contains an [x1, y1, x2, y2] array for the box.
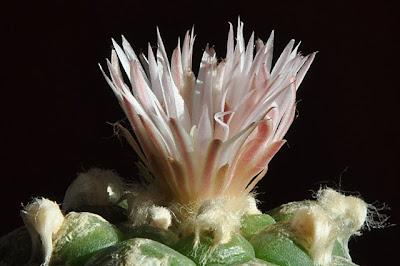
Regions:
[[193, 198, 242, 246], [290, 188, 369, 265], [317, 188, 367, 232], [21, 198, 64, 266], [149, 206, 172, 230], [62, 168, 125, 212], [126, 189, 172, 230], [291, 205, 338, 265], [242, 194, 262, 215], [179, 194, 261, 248], [317, 188, 368, 260]]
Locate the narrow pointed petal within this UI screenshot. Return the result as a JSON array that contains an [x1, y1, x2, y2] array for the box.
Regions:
[[195, 105, 213, 157], [211, 164, 230, 197], [271, 39, 295, 77], [296, 52, 317, 88], [243, 32, 255, 74], [265, 30, 274, 71], [111, 38, 131, 81], [200, 139, 223, 199], [121, 35, 150, 85], [116, 123, 149, 168], [226, 22, 234, 60], [171, 39, 184, 92], [156, 27, 170, 67], [147, 43, 165, 105], [181, 28, 195, 72], [242, 140, 286, 194], [169, 118, 195, 196]]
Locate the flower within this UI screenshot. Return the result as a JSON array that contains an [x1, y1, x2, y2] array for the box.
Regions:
[[100, 19, 315, 205]]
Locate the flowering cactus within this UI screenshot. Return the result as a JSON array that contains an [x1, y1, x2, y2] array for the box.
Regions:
[[0, 19, 370, 266]]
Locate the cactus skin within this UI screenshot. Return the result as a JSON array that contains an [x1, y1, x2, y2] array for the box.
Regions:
[[50, 212, 124, 266], [175, 231, 255, 266], [85, 238, 196, 266], [250, 224, 314, 266], [240, 214, 276, 240], [0, 227, 32, 266], [119, 224, 179, 248]]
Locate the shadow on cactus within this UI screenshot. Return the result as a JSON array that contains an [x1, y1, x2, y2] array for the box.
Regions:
[[0, 18, 384, 266]]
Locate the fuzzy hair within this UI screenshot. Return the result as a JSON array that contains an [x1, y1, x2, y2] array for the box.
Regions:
[[62, 168, 125, 213], [21, 198, 64, 266]]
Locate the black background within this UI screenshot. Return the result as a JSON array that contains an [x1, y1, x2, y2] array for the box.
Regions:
[[2, 1, 399, 265]]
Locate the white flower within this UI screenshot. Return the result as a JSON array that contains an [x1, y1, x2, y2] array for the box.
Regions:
[[100, 19, 315, 205]]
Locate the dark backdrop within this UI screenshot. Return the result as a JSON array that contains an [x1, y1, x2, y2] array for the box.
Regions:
[[2, 1, 398, 265]]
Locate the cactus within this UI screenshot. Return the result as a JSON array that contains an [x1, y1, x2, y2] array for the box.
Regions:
[[1, 19, 373, 266]]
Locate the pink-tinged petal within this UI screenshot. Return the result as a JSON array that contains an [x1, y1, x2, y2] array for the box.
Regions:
[[228, 77, 258, 133], [148, 111, 177, 158], [195, 105, 213, 157], [271, 39, 295, 77], [213, 60, 227, 112], [193, 46, 216, 125], [289, 41, 301, 61], [273, 83, 296, 141], [129, 60, 151, 108], [243, 32, 255, 74], [124, 114, 161, 176], [137, 114, 169, 157], [130, 60, 164, 115], [106, 58, 125, 92], [107, 61, 152, 120], [99, 63, 123, 102], [264, 31, 274, 72], [214, 111, 232, 141], [249, 116, 273, 141], [249, 64, 271, 106], [181, 70, 196, 120], [236, 18, 245, 65], [251, 70, 279, 107], [139, 52, 150, 78], [199, 139, 223, 199], [240, 140, 286, 195], [116, 123, 149, 168], [146, 153, 176, 199], [244, 167, 267, 196], [295, 52, 317, 89], [157, 50, 191, 132], [171, 39, 184, 93], [181, 27, 195, 72], [218, 120, 261, 173], [211, 164, 230, 197], [224, 49, 245, 107], [169, 118, 195, 194], [249, 44, 271, 77], [267, 106, 280, 132], [121, 35, 150, 86], [111, 38, 131, 81], [109, 66, 150, 120], [147, 43, 165, 106], [227, 120, 275, 193], [156, 28, 170, 68], [255, 38, 264, 53], [226, 22, 234, 60], [167, 157, 190, 203], [130, 116, 178, 199], [222, 105, 276, 177], [239, 83, 289, 131], [111, 50, 123, 81]]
